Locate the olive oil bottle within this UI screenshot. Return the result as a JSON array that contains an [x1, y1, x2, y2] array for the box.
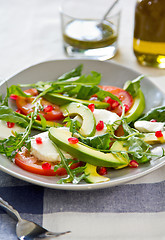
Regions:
[[133, 0, 165, 68]]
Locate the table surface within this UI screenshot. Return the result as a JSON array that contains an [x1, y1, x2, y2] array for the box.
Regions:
[[0, 0, 165, 239]]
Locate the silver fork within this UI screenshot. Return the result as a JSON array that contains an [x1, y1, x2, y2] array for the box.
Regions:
[[0, 197, 71, 239]]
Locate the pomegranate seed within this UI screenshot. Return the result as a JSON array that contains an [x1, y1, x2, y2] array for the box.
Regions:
[[42, 162, 51, 170], [68, 137, 79, 144], [10, 94, 18, 100], [88, 103, 95, 112], [7, 122, 15, 128], [150, 119, 157, 122], [44, 105, 53, 112], [155, 130, 163, 138], [98, 167, 107, 175], [104, 96, 114, 105], [129, 160, 139, 168], [35, 137, 43, 144], [124, 104, 129, 112], [104, 97, 120, 110], [96, 121, 104, 131]]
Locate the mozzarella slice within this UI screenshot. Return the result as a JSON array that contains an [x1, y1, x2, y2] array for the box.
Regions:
[[30, 131, 73, 163], [0, 120, 25, 140], [93, 109, 120, 136], [134, 120, 164, 133]]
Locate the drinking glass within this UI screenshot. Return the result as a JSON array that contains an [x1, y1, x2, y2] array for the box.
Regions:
[[60, 0, 120, 60]]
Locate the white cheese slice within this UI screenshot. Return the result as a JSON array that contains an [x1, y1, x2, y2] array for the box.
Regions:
[[30, 131, 73, 163], [0, 120, 25, 140], [134, 120, 164, 133], [93, 109, 121, 136]]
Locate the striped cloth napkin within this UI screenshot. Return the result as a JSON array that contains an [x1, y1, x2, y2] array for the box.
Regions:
[[0, 166, 165, 240]]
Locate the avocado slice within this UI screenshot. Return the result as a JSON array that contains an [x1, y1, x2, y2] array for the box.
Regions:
[[111, 141, 129, 169], [44, 92, 109, 109], [35, 120, 60, 128], [84, 163, 110, 183], [60, 102, 96, 137], [143, 131, 165, 144], [125, 89, 145, 123], [84, 142, 129, 183], [48, 127, 129, 168]]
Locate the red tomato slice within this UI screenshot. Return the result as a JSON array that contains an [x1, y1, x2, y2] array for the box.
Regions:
[[15, 147, 57, 176], [16, 89, 63, 121], [15, 147, 82, 176], [99, 86, 133, 116], [24, 88, 39, 96]]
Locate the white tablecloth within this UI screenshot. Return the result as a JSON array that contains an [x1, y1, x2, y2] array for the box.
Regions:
[[0, 0, 165, 239]]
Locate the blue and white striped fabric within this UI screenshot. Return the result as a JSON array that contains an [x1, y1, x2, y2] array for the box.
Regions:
[[0, 166, 165, 240]]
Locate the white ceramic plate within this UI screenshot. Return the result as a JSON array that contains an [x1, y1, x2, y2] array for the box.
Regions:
[[0, 59, 165, 190]]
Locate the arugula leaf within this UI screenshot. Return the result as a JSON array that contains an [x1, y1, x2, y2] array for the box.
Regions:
[[38, 113, 47, 130], [0, 112, 33, 158], [33, 71, 101, 103], [51, 71, 101, 87], [71, 71, 101, 86], [0, 105, 28, 126], [124, 136, 151, 163], [0, 101, 43, 159], [76, 85, 100, 100], [1, 87, 10, 106], [122, 119, 152, 163], [51, 140, 86, 184], [96, 89, 125, 117], [57, 64, 83, 81], [0, 133, 30, 158], [123, 75, 144, 98], [63, 116, 81, 136], [79, 133, 111, 150], [18, 81, 51, 89], [8, 85, 31, 97], [139, 106, 165, 122], [0, 105, 48, 131], [96, 89, 121, 102]]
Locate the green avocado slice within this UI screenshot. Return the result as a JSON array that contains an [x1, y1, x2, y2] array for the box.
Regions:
[[43, 92, 109, 109], [143, 131, 165, 144], [84, 163, 110, 183], [125, 89, 145, 123], [48, 127, 129, 168], [60, 102, 96, 137]]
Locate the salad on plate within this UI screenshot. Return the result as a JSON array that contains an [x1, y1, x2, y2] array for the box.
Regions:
[[0, 64, 165, 184]]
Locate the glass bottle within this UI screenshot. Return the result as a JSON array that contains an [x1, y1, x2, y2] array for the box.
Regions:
[[133, 0, 165, 68]]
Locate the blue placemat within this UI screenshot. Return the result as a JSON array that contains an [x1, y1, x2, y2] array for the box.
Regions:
[[0, 169, 165, 240]]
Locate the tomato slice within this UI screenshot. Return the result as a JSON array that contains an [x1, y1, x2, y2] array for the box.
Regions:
[[15, 147, 57, 176], [24, 88, 39, 96], [99, 86, 133, 116], [16, 89, 63, 121], [15, 147, 82, 176]]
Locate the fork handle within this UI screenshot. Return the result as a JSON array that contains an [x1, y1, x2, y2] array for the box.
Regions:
[[0, 197, 22, 222]]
